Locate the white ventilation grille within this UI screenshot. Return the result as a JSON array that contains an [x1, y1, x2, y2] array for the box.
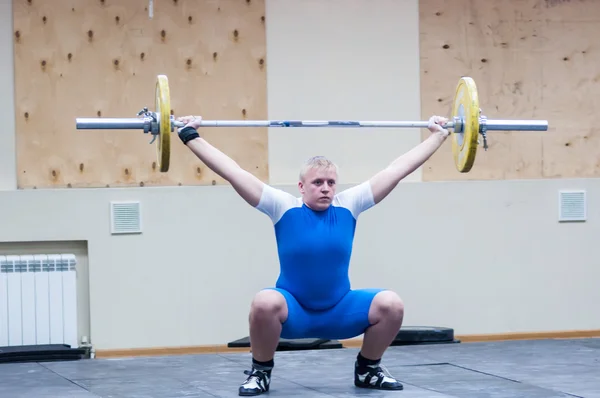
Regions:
[[110, 201, 142, 234], [0, 254, 78, 348], [558, 190, 586, 222]]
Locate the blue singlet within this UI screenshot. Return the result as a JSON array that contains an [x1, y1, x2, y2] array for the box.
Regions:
[[256, 181, 385, 340]]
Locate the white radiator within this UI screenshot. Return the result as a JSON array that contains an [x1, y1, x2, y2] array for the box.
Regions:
[[0, 254, 78, 348]]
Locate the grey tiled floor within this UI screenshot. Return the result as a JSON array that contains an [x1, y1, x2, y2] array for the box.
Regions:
[[1, 338, 599, 397]]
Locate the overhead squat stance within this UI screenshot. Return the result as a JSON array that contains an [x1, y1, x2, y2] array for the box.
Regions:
[[176, 115, 450, 395]]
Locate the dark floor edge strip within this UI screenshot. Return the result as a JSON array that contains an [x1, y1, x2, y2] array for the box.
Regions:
[[447, 363, 522, 383], [217, 352, 451, 369], [36, 362, 104, 397]]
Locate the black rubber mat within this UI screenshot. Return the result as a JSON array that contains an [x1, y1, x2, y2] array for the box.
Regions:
[[227, 326, 457, 350], [227, 337, 343, 350], [391, 326, 459, 346], [0, 344, 88, 363]]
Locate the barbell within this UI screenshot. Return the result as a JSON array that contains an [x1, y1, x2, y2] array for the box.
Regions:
[[75, 75, 548, 173]]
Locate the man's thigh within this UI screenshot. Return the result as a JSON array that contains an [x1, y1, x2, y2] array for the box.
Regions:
[[272, 287, 386, 340]]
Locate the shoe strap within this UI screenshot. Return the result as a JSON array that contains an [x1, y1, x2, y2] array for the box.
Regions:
[[244, 368, 268, 382]]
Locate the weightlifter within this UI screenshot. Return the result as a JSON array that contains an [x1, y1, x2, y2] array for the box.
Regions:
[[176, 115, 450, 396]]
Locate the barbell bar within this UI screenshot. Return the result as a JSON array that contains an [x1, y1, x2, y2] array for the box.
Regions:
[[75, 117, 548, 131], [74, 75, 549, 173]]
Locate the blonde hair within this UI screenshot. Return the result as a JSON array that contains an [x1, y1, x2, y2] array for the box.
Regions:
[[299, 156, 338, 181]]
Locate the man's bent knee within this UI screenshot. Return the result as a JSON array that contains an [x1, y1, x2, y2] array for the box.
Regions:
[[368, 290, 404, 324], [250, 289, 288, 323]]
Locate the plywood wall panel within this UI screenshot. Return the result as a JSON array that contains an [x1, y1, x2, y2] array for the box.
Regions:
[[13, 0, 267, 189], [420, 0, 600, 181]]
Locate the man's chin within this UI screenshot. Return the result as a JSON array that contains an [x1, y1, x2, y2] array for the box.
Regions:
[[306, 201, 327, 210]]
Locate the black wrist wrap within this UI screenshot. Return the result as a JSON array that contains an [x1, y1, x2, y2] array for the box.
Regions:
[[178, 126, 200, 144]]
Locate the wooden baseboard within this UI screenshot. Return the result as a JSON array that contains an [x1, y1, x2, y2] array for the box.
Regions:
[[94, 329, 600, 358], [456, 329, 600, 342], [94, 345, 251, 358]]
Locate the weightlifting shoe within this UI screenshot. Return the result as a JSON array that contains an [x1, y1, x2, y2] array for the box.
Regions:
[[239, 367, 271, 396], [354, 361, 404, 390]]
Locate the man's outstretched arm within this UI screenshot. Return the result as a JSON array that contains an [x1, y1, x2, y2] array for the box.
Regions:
[[177, 116, 264, 207], [368, 115, 450, 204]]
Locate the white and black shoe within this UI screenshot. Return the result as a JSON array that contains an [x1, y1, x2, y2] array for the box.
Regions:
[[239, 367, 271, 396], [354, 362, 404, 390]]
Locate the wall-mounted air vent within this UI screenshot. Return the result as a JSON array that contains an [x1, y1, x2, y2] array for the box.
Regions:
[[110, 201, 142, 234], [558, 190, 586, 222]]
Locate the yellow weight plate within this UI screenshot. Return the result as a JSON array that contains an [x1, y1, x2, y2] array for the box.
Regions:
[[155, 74, 171, 172], [451, 77, 480, 173]]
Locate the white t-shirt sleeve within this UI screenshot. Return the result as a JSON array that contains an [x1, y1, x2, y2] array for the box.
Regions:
[[333, 181, 375, 219], [256, 184, 301, 224]]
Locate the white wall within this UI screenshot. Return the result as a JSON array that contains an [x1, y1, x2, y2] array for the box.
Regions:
[[0, 186, 281, 350], [0, 0, 598, 352]]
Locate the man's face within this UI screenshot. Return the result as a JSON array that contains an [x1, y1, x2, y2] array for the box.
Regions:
[[298, 166, 337, 211]]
